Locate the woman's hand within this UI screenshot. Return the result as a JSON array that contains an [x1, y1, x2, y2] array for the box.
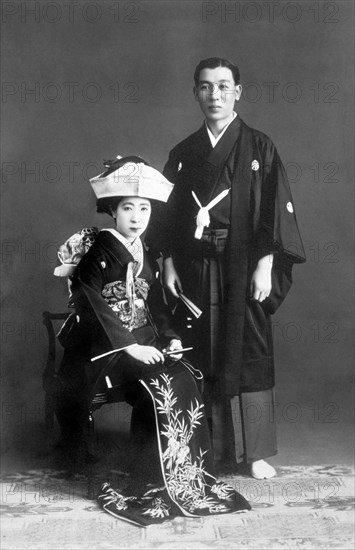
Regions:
[[165, 339, 183, 361], [250, 254, 273, 302], [163, 257, 183, 298], [124, 344, 165, 364]]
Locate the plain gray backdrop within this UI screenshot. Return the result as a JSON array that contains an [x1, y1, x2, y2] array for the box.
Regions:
[[1, 0, 354, 462]]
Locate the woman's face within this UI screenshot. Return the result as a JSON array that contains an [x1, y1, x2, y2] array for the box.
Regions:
[[113, 196, 151, 241]]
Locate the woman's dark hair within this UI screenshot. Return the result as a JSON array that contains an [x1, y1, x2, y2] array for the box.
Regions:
[[96, 155, 150, 216], [193, 57, 240, 86], [96, 196, 124, 216]]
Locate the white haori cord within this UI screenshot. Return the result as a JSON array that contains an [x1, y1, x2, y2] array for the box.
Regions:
[[192, 188, 231, 239]]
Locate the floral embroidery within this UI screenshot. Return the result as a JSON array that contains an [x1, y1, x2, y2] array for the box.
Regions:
[[98, 483, 137, 512], [211, 482, 235, 500], [149, 374, 230, 514], [142, 496, 171, 518], [142, 485, 166, 496], [97, 368, 250, 525]]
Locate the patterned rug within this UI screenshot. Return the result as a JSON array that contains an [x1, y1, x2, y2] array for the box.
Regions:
[[1, 465, 354, 549]]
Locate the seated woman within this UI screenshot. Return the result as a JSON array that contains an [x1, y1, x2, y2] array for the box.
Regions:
[[54, 155, 250, 526]]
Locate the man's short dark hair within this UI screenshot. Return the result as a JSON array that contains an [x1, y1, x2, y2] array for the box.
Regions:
[[193, 57, 240, 86]]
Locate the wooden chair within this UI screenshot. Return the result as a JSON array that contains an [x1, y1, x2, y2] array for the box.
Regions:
[[42, 311, 70, 432], [42, 311, 125, 453]]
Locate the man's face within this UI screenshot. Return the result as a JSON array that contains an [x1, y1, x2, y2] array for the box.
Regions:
[[194, 67, 242, 123]]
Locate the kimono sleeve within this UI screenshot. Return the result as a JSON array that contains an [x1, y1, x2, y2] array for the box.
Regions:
[[163, 148, 180, 183], [146, 262, 181, 346], [156, 150, 183, 258], [73, 249, 137, 352], [254, 138, 306, 313], [254, 139, 306, 264]]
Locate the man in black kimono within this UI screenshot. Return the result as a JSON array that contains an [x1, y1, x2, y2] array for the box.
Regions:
[[160, 57, 306, 479]]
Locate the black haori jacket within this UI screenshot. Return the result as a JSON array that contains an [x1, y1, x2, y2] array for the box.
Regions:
[[160, 116, 306, 396], [59, 231, 180, 404]]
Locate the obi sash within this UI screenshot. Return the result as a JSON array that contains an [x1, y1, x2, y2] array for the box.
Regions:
[[101, 278, 149, 331]]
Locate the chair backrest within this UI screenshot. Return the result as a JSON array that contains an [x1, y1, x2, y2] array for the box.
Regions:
[[42, 311, 72, 396], [42, 311, 71, 371]]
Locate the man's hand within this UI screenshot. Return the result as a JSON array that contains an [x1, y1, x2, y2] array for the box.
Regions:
[[124, 344, 165, 364], [250, 254, 273, 302], [163, 257, 183, 298], [165, 339, 183, 361]]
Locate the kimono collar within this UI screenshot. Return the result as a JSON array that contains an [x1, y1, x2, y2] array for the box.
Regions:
[[97, 230, 137, 267], [205, 111, 237, 148], [101, 229, 143, 271], [204, 115, 242, 167], [102, 228, 142, 250], [185, 116, 242, 169]]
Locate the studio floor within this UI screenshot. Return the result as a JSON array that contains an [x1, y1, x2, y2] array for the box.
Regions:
[[1, 388, 354, 550]]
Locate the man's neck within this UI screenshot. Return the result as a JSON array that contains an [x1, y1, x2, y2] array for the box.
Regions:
[[206, 112, 235, 138]]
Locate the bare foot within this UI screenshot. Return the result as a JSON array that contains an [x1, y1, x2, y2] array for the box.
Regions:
[[250, 459, 276, 479]]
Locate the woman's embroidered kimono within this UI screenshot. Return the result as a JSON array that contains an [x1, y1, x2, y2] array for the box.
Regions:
[[56, 230, 250, 526]]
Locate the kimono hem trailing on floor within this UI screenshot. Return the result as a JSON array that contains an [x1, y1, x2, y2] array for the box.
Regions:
[[98, 361, 251, 527]]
